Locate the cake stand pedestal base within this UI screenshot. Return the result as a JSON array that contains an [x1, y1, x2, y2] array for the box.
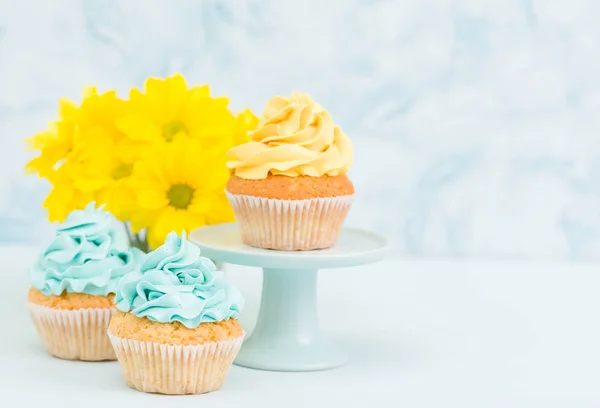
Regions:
[[234, 268, 347, 371], [190, 223, 387, 372]]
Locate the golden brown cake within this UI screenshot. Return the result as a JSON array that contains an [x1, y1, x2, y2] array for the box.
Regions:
[[28, 288, 115, 309], [109, 311, 243, 345], [27, 203, 142, 361], [108, 231, 245, 395], [227, 173, 354, 199], [226, 92, 355, 250]]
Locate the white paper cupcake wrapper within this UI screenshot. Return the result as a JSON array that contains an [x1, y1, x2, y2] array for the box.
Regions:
[[28, 302, 115, 361], [227, 192, 354, 250], [108, 331, 245, 395]]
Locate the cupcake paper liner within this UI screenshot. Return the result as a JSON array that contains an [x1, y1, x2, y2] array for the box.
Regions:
[[28, 302, 115, 361], [227, 192, 354, 250], [108, 332, 245, 395]]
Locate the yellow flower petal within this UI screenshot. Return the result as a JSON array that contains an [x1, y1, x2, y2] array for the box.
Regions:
[[43, 182, 75, 222], [204, 192, 235, 225], [133, 153, 171, 189], [43, 166, 94, 222], [25, 140, 73, 177], [73, 177, 113, 193], [163, 73, 189, 118], [25, 129, 56, 150], [102, 181, 134, 221], [237, 108, 260, 131], [187, 195, 212, 215], [82, 86, 98, 99], [130, 212, 155, 234], [138, 187, 169, 210], [58, 98, 77, 120], [189, 84, 211, 98], [148, 207, 204, 249], [116, 114, 162, 143]]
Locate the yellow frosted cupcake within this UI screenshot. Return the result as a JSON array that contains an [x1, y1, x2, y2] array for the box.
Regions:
[[108, 231, 244, 395], [28, 203, 142, 361], [226, 91, 354, 250]]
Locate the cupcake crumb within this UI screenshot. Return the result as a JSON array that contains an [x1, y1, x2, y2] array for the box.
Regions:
[[227, 174, 354, 199], [108, 311, 243, 345], [27, 287, 115, 310]]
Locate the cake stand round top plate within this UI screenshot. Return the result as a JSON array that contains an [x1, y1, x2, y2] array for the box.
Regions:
[[189, 223, 388, 269]]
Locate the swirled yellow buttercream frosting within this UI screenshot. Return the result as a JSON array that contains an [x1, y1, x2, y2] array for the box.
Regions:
[[226, 92, 353, 180]]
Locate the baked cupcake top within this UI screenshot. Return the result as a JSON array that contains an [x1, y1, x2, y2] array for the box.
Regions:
[[226, 92, 353, 180], [30, 202, 143, 297], [114, 231, 243, 328]]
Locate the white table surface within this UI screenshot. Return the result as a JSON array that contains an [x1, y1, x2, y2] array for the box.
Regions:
[[1, 246, 599, 407]]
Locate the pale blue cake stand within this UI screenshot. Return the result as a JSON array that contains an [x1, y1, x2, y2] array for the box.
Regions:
[[189, 223, 387, 372]]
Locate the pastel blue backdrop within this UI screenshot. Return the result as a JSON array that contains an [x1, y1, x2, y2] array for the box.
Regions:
[[0, 0, 599, 260]]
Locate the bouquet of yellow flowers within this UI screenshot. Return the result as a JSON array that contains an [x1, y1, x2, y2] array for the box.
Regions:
[[25, 74, 258, 251]]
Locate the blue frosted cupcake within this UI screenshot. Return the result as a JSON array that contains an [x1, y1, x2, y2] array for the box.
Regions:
[[108, 231, 244, 395], [28, 202, 143, 361]]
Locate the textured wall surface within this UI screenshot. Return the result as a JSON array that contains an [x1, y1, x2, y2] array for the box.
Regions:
[[1, 0, 599, 260]]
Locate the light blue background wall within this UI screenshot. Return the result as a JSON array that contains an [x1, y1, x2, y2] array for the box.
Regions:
[[1, 0, 599, 260]]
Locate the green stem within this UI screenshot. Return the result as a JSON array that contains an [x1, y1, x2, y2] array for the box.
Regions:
[[136, 232, 150, 253], [124, 222, 150, 253], [124, 222, 135, 246]]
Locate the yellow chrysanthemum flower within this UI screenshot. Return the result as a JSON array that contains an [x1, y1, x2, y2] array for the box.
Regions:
[[69, 130, 139, 221], [26, 74, 258, 251], [26, 86, 131, 221], [130, 136, 234, 249], [116, 73, 258, 152], [25, 98, 78, 178], [26, 87, 126, 177]]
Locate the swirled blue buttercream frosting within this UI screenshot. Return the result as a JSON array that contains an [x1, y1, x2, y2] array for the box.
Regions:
[[30, 202, 143, 296], [114, 231, 244, 328]]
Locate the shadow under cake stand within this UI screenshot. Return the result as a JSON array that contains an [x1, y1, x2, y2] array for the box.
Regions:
[[189, 223, 387, 372]]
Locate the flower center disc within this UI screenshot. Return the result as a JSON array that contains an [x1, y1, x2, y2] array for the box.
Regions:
[[162, 121, 188, 142], [168, 184, 194, 209], [111, 163, 133, 180]]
